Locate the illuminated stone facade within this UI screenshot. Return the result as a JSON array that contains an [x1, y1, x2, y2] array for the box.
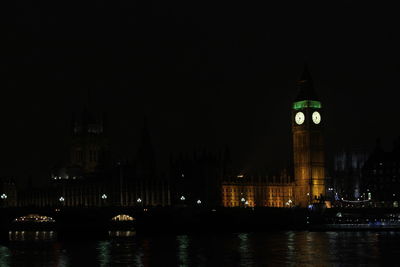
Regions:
[[221, 66, 327, 208], [292, 65, 326, 207], [18, 172, 170, 208], [221, 173, 294, 208]]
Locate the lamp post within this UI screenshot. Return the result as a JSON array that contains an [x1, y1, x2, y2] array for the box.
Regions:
[[241, 197, 246, 207], [137, 197, 142, 209], [101, 194, 107, 207], [1, 193, 7, 208], [59, 196, 65, 207]]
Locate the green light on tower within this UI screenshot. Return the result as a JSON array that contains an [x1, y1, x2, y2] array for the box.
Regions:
[[293, 100, 322, 110]]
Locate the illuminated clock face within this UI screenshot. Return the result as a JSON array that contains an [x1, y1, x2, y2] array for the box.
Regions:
[[295, 112, 305, 125], [312, 111, 321, 124]]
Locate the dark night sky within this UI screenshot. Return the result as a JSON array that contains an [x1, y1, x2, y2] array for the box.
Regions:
[[1, 2, 400, 185]]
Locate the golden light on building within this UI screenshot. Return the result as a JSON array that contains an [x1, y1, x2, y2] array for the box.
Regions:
[[111, 214, 135, 221], [292, 65, 326, 207], [220, 66, 326, 209], [221, 173, 294, 208]]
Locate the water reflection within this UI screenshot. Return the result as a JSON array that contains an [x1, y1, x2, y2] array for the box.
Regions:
[[238, 233, 253, 266], [6, 234, 65, 267], [283, 231, 387, 266], [9, 231, 57, 242], [108, 230, 136, 238], [97, 241, 111, 267], [2, 231, 400, 266], [177, 235, 189, 266], [0, 246, 11, 267], [97, 231, 143, 266]]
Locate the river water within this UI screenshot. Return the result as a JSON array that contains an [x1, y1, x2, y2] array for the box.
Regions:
[[0, 231, 399, 266]]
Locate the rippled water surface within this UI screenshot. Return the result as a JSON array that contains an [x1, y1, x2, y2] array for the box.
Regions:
[[1, 231, 400, 266]]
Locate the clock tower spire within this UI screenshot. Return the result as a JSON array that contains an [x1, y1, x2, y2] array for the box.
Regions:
[[292, 65, 326, 207], [295, 63, 319, 101]]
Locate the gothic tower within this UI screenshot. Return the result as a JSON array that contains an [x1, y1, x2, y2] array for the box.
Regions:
[[70, 90, 110, 174], [292, 65, 326, 207]]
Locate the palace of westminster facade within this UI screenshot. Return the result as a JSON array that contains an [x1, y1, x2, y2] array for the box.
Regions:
[[221, 65, 326, 208], [2, 66, 329, 209]]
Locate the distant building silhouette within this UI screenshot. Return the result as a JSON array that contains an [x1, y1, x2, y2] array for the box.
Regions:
[[170, 148, 227, 207], [69, 109, 110, 174], [18, 101, 169, 207], [332, 148, 369, 200], [361, 138, 400, 207], [117, 120, 169, 207], [16, 67, 330, 209]]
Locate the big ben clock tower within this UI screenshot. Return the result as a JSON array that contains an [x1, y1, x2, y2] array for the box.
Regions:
[[292, 65, 326, 207]]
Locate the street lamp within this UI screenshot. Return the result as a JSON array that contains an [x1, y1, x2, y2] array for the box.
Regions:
[[241, 197, 246, 207], [100, 194, 108, 207], [136, 198, 143, 210], [1, 193, 7, 208], [197, 199, 201, 205], [180, 196, 186, 201], [59, 196, 65, 202]]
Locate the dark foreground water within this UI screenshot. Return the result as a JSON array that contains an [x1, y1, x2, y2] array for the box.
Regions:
[[1, 231, 400, 266]]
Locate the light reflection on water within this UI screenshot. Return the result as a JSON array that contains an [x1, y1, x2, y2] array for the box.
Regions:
[[238, 233, 253, 266], [9, 231, 57, 242], [3, 231, 66, 267], [0, 246, 11, 266], [108, 230, 136, 238], [1, 231, 400, 266], [177, 235, 189, 266]]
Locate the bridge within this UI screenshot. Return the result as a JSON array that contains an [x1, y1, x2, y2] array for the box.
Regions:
[[0, 206, 141, 233], [0, 206, 310, 240]]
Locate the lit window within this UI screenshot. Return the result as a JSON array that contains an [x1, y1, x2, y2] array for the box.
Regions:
[[111, 214, 135, 221]]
